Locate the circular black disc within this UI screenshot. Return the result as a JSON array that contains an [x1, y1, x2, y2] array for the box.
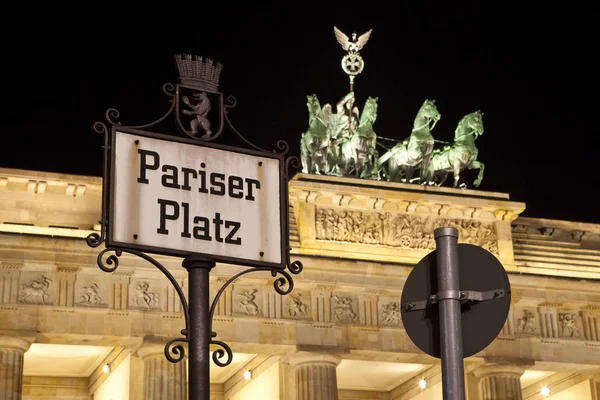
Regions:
[[401, 243, 511, 358]]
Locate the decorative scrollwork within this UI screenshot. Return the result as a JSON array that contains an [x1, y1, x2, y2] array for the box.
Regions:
[[271, 261, 303, 295], [271, 269, 294, 295], [288, 260, 303, 274], [164, 337, 189, 363], [105, 108, 121, 126], [224, 95, 237, 111], [97, 248, 122, 273], [101, 83, 177, 130], [286, 155, 302, 175], [91, 121, 108, 136], [162, 82, 176, 97], [209, 339, 233, 367], [86, 232, 104, 248], [274, 139, 290, 155]]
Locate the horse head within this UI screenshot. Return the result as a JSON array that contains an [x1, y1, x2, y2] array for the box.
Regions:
[[416, 99, 441, 130], [306, 94, 322, 118], [359, 97, 378, 126], [456, 110, 484, 139]]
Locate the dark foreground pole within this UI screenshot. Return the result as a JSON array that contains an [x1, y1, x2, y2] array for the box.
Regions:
[[434, 227, 465, 400], [183, 255, 216, 400]]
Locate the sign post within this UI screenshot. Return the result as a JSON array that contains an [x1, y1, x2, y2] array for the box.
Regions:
[[401, 227, 511, 400], [434, 228, 465, 399], [87, 54, 303, 399]]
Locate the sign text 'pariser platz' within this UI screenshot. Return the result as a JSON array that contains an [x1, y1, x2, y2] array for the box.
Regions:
[[109, 129, 286, 268]]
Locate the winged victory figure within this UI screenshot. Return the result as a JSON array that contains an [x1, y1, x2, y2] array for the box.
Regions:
[[334, 26, 373, 52]]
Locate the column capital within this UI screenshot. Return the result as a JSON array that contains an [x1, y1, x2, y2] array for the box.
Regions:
[[0, 336, 32, 353], [474, 358, 533, 379], [137, 343, 165, 360], [136, 335, 187, 360], [0, 335, 31, 400], [287, 351, 342, 368]]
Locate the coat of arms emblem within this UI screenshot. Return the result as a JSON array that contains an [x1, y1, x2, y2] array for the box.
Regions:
[[174, 54, 224, 140]]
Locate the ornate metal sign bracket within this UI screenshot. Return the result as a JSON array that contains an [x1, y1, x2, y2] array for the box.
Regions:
[[86, 54, 303, 399]]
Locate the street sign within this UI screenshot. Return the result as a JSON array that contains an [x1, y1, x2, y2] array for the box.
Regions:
[[107, 127, 287, 269], [401, 243, 511, 358]]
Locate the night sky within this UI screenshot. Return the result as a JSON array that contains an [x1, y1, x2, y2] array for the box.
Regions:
[[2, 3, 597, 223]]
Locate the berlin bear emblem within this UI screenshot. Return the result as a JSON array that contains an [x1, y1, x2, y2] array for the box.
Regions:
[[175, 84, 224, 140], [173, 54, 225, 140]]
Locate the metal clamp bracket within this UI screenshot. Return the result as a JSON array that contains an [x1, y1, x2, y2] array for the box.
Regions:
[[404, 289, 505, 312]]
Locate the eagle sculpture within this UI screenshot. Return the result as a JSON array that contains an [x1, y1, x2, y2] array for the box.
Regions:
[[333, 26, 373, 52]]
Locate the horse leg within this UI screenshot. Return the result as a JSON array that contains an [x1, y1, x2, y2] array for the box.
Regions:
[[387, 164, 398, 182], [307, 148, 315, 174], [404, 166, 416, 183], [419, 151, 433, 182], [339, 158, 348, 176], [469, 161, 485, 187], [422, 162, 434, 185], [452, 161, 462, 187], [316, 150, 326, 174], [437, 171, 449, 186], [354, 151, 361, 177], [300, 140, 309, 173], [323, 148, 330, 174]]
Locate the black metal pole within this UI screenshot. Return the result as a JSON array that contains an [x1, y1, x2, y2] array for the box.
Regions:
[[434, 227, 465, 400], [182, 255, 216, 400]]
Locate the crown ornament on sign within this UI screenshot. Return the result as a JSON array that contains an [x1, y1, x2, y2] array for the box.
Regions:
[[174, 54, 224, 92]]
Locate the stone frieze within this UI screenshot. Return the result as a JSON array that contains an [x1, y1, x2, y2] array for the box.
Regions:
[[315, 208, 498, 254]]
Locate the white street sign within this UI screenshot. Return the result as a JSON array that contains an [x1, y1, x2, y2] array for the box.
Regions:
[[109, 129, 285, 267]]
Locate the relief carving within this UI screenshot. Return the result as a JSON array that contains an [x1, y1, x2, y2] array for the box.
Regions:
[[76, 283, 105, 307], [237, 289, 262, 316], [315, 208, 497, 253], [332, 295, 356, 323], [18, 275, 52, 305], [559, 313, 581, 338], [285, 293, 309, 318], [131, 282, 161, 310], [515, 310, 537, 335], [379, 301, 401, 326]]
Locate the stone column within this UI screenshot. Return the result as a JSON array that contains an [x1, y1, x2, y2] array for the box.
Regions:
[[137, 343, 186, 400], [0, 336, 32, 400], [474, 363, 527, 400], [289, 352, 341, 400]]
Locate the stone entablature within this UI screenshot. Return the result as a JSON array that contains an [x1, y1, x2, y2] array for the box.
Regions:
[[0, 168, 102, 231], [514, 217, 600, 245], [512, 217, 600, 280], [289, 173, 526, 267]]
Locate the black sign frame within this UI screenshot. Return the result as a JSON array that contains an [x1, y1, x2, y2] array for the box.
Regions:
[[103, 125, 289, 270]]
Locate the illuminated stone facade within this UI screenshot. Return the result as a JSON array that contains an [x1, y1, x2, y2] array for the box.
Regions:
[[1, 167, 600, 399]]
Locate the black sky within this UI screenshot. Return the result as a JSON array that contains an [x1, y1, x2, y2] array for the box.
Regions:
[[2, 3, 597, 223]]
